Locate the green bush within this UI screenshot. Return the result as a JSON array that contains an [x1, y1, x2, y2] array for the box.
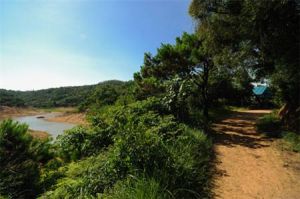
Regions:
[[55, 127, 92, 161], [39, 149, 125, 198], [55, 126, 113, 162], [0, 120, 53, 199], [0, 98, 213, 199], [40, 100, 212, 198], [282, 132, 300, 153], [256, 113, 282, 137]]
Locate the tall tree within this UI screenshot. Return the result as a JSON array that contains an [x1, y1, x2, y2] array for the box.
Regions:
[[134, 33, 218, 131]]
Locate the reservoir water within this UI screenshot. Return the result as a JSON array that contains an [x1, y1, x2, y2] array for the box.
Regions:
[[14, 113, 76, 138]]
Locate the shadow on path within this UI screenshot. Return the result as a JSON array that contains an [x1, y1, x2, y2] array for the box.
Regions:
[[211, 109, 300, 199], [212, 110, 271, 149]]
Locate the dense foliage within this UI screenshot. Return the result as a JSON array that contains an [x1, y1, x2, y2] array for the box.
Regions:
[[0, 80, 130, 108], [134, 33, 254, 133], [189, 0, 299, 132], [0, 120, 53, 199], [0, 90, 25, 107], [0, 98, 212, 198]]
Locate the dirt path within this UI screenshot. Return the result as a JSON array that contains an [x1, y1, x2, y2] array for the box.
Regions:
[[212, 110, 300, 199]]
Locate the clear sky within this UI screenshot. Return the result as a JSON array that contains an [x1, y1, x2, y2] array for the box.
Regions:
[[0, 0, 194, 91]]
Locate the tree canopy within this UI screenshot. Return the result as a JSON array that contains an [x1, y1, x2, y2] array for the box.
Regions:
[[189, 0, 300, 129]]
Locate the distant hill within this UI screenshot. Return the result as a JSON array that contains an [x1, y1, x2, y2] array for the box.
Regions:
[[0, 80, 129, 108]]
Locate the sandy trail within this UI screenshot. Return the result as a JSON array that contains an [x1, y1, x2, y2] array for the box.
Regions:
[[212, 110, 300, 199]]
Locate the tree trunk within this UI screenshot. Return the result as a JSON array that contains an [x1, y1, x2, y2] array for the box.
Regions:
[[202, 63, 210, 133], [279, 103, 300, 133]]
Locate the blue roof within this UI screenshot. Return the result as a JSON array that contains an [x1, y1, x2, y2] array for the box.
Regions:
[[253, 85, 268, 95]]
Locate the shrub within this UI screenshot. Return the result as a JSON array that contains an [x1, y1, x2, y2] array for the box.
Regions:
[[256, 113, 282, 137], [55, 127, 91, 161], [40, 150, 125, 198], [41, 103, 212, 198], [55, 126, 113, 162], [39, 98, 212, 198], [113, 111, 211, 198], [0, 120, 53, 199]]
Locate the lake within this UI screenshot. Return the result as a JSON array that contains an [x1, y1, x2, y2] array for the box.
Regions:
[[14, 113, 76, 138]]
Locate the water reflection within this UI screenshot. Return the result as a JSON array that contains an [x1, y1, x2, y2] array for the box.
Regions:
[[14, 113, 76, 138]]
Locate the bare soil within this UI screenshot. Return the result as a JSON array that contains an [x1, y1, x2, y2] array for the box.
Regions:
[[28, 129, 50, 139], [212, 109, 300, 199], [46, 112, 86, 125], [0, 106, 41, 120]]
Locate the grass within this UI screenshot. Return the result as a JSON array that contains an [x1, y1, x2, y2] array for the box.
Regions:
[[256, 112, 282, 137], [282, 132, 300, 153], [255, 111, 300, 153], [103, 177, 170, 199], [228, 106, 250, 112]]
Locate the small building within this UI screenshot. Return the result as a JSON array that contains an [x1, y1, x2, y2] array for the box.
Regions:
[[252, 84, 272, 106]]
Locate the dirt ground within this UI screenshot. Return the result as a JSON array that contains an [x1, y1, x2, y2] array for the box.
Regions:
[[212, 110, 300, 199], [0, 106, 41, 120], [46, 112, 86, 125], [28, 129, 50, 139]]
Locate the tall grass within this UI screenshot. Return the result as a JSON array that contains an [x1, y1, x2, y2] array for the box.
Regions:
[[255, 113, 300, 153], [103, 177, 170, 199]]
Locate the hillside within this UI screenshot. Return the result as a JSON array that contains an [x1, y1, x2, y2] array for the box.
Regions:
[[0, 80, 128, 108]]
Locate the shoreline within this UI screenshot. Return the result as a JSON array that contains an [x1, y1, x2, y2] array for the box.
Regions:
[[0, 106, 86, 139], [0, 106, 86, 124], [28, 129, 50, 139], [0, 106, 43, 120], [46, 112, 86, 125]]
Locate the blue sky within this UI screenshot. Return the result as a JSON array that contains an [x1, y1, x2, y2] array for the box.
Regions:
[[0, 0, 194, 91]]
